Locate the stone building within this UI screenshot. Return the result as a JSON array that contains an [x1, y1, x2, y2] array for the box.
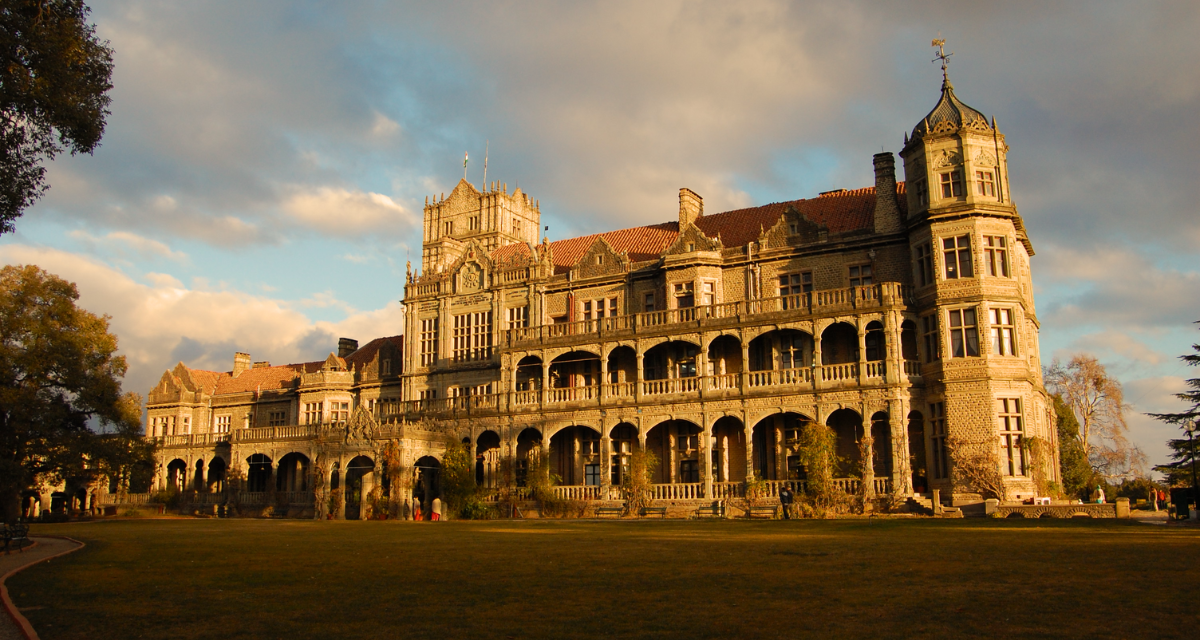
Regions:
[[141, 68, 1056, 518]]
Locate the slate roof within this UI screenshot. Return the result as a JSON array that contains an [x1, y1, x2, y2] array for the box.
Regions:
[[910, 79, 991, 140], [492, 183, 904, 272]]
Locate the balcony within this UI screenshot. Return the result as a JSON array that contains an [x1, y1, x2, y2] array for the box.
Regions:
[[503, 283, 912, 349]]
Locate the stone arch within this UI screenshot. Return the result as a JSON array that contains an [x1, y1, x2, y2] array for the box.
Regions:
[[751, 412, 813, 480], [748, 329, 813, 372], [476, 429, 502, 487], [645, 419, 702, 484], [711, 415, 746, 483], [549, 425, 603, 485], [706, 334, 743, 379], [643, 340, 701, 381], [343, 455, 376, 520], [1006, 511, 1026, 518], [515, 355, 543, 391], [515, 427, 543, 486], [826, 408, 864, 477], [907, 411, 928, 494], [609, 422, 639, 486], [413, 455, 442, 518], [193, 459, 205, 491], [606, 345, 637, 385], [276, 452, 311, 493], [246, 454, 273, 493], [868, 411, 893, 479], [166, 458, 187, 491], [206, 456, 227, 492], [1070, 511, 1093, 519], [821, 322, 859, 365], [900, 319, 918, 361], [549, 350, 601, 389], [864, 321, 886, 362]]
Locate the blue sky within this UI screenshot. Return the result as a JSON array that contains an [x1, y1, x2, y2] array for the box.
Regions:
[[2, 1, 1198, 469]]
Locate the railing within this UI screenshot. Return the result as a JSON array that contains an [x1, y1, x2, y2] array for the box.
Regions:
[[712, 482, 744, 499], [514, 389, 540, 405], [96, 493, 155, 506], [903, 360, 921, 376], [548, 385, 597, 403], [504, 283, 912, 347], [864, 361, 885, 378], [642, 377, 700, 396], [706, 373, 740, 390], [821, 363, 858, 382], [236, 424, 320, 442], [747, 367, 811, 388], [552, 485, 600, 500], [603, 382, 636, 398], [652, 483, 704, 500]]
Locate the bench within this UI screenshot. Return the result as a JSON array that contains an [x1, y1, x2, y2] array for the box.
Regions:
[[595, 506, 624, 518], [746, 506, 778, 519], [694, 502, 726, 519], [639, 506, 667, 519], [3, 523, 30, 554]]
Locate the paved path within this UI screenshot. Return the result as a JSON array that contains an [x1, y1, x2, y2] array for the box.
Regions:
[[0, 537, 85, 640]]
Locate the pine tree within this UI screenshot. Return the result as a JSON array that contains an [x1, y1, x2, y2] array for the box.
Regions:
[[1149, 323, 1200, 487]]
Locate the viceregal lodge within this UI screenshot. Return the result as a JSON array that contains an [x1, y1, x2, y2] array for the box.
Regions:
[[128, 69, 1060, 519]]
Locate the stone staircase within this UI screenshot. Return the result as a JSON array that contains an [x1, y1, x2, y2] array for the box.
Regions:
[[905, 493, 963, 518]]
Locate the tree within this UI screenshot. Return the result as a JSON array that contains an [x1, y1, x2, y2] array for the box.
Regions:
[[1053, 393, 1092, 499], [1046, 354, 1146, 481], [0, 0, 113, 234], [0, 264, 144, 520], [1149, 323, 1200, 487]]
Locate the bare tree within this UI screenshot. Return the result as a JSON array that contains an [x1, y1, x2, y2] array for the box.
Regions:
[[1046, 354, 1146, 481]]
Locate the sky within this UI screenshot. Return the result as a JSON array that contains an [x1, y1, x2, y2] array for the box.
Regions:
[[2, 1, 1198, 471]]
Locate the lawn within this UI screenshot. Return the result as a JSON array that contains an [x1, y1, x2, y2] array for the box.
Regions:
[[8, 518, 1200, 639]]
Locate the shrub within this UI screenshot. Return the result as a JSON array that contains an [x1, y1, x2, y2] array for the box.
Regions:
[[619, 448, 658, 516]]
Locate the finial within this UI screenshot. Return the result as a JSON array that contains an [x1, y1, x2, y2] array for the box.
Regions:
[[932, 37, 953, 86]]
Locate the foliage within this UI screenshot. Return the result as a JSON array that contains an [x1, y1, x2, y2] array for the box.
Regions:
[[1114, 476, 1162, 503], [1149, 324, 1200, 486], [0, 264, 147, 521], [792, 420, 846, 518], [440, 438, 490, 519], [0, 0, 114, 233], [1047, 354, 1146, 481], [153, 485, 179, 509], [326, 488, 343, 519], [734, 472, 768, 517], [1053, 394, 1093, 499], [523, 446, 567, 515], [376, 440, 406, 517], [946, 436, 1005, 500], [618, 447, 657, 516], [1024, 435, 1054, 498]]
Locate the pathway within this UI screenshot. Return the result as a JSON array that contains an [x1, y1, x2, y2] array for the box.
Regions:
[[0, 537, 85, 640]]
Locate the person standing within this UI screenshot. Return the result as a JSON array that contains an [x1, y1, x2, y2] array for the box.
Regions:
[[779, 485, 794, 520], [1096, 485, 1106, 504], [431, 496, 443, 522]]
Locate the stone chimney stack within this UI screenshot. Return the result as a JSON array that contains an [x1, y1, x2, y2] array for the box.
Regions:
[[872, 152, 903, 234], [679, 188, 703, 228], [338, 338, 359, 358], [232, 352, 251, 378]]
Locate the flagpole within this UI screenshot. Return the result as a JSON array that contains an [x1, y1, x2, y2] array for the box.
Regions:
[[463, 151, 468, 180], [483, 141, 489, 190]]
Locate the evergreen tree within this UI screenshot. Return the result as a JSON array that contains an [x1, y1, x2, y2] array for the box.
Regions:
[[1053, 394, 1092, 499], [1149, 323, 1200, 487]]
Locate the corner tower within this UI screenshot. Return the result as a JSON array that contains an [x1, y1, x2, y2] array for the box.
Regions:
[[420, 179, 542, 274], [901, 42, 1051, 502]]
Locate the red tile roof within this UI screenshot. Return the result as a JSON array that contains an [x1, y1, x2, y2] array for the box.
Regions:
[[491, 183, 904, 272], [345, 336, 403, 369]]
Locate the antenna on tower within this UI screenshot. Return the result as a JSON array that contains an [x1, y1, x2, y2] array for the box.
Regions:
[[483, 141, 489, 189], [932, 36, 953, 82]]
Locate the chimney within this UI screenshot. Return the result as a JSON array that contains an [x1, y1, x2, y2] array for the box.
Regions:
[[679, 188, 703, 228], [872, 152, 903, 234], [338, 337, 359, 358], [232, 352, 251, 378], [252, 361, 270, 369]]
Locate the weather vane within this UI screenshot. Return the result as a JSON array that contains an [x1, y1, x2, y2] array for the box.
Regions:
[[932, 37, 952, 81]]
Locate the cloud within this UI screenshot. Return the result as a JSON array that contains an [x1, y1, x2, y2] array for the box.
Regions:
[[1066, 330, 1169, 368], [69, 229, 188, 262], [0, 244, 403, 401], [280, 187, 415, 237]]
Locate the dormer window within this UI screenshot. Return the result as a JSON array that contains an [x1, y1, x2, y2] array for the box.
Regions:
[[939, 170, 964, 198], [595, 255, 604, 266], [788, 222, 799, 235], [975, 171, 996, 197], [686, 242, 695, 252]]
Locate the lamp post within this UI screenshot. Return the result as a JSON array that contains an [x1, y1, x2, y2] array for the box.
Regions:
[[1189, 419, 1200, 520]]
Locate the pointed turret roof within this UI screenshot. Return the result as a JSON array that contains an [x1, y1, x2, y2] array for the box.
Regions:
[[910, 77, 992, 140]]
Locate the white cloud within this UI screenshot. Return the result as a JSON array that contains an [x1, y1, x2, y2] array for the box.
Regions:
[[281, 187, 415, 237], [370, 111, 401, 138], [0, 244, 403, 400], [69, 229, 188, 263]]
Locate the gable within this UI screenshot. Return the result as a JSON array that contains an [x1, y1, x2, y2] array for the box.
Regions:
[[664, 222, 722, 255], [758, 206, 828, 249]]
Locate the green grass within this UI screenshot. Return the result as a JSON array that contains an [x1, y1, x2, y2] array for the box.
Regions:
[[9, 518, 1200, 639]]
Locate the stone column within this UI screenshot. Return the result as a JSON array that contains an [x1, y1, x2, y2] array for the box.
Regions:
[[773, 415, 785, 481], [890, 397, 912, 496], [600, 352, 609, 401], [361, 471, 375, 519], [740, 338, 750, 393], [812, 324, 824, 390], [744, 423, 756, 482], [600, 430, 612, 498], [702, 426, 713, 499], [635, 352, 645, 402], [541, 360, 550, 407], [857, 320, 868, 385]]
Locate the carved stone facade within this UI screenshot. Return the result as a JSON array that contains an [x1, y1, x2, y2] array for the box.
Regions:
[[143, 73, 1055, 517]]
